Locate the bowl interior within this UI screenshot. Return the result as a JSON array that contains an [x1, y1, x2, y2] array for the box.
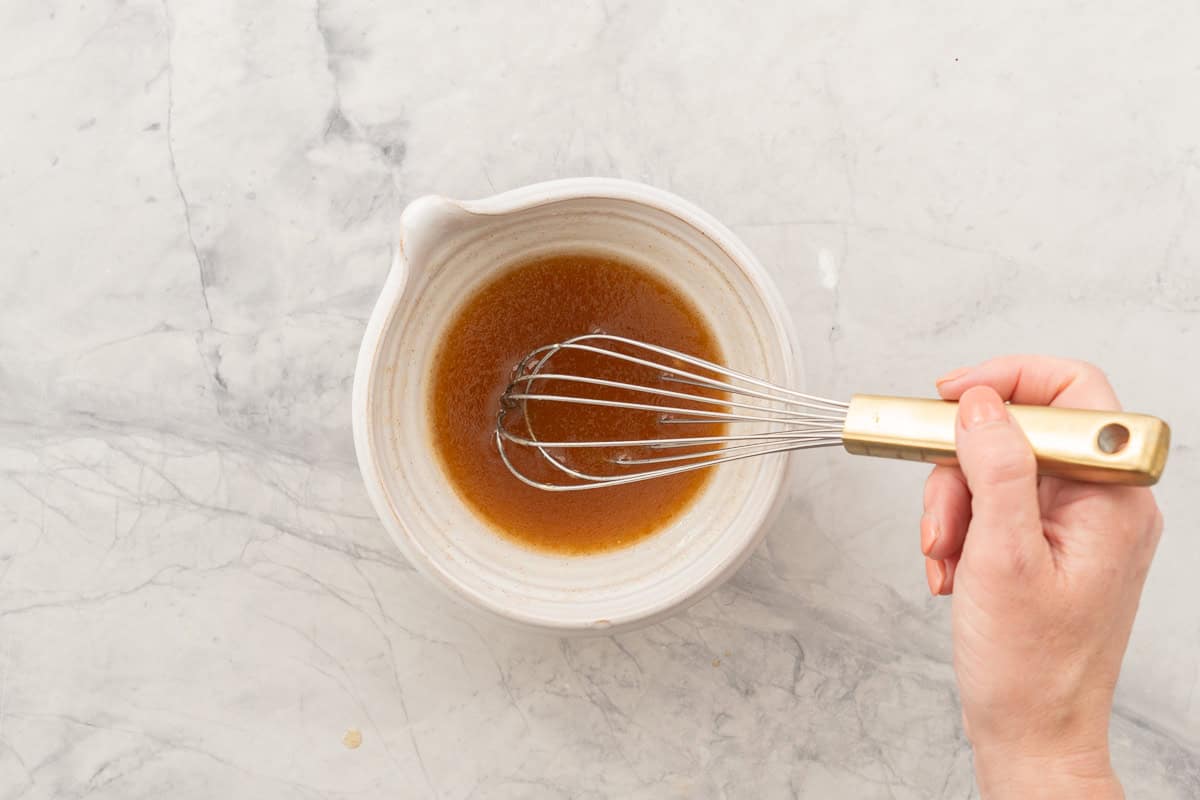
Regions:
[[361, 194, 794, 631]]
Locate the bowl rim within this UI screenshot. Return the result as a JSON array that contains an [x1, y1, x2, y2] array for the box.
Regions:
[[352, 177, 800, 633]]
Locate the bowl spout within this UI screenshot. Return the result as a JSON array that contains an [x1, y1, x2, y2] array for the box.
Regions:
[[397, 195, 478, 285]]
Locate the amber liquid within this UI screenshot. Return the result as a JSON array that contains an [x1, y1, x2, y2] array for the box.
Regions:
[[429, 252, 724, 555]]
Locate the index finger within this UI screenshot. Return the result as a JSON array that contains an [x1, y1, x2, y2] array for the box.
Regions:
[[934, 355, 1121, 411]]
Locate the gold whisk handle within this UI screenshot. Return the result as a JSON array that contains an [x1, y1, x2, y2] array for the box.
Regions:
[[841, 395, 1170, 486]]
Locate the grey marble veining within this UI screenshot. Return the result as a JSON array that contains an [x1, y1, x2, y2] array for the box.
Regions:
[[1, 1, 1198, 797]]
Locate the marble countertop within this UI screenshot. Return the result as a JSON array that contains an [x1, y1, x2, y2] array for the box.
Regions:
[[2, 1, 1198, 797]]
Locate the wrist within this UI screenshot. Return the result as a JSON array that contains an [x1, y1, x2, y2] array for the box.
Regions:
[[973, 742, 1122, 800]]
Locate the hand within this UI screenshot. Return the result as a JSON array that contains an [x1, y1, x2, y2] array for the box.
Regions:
[[921, 356, 1163, 800]]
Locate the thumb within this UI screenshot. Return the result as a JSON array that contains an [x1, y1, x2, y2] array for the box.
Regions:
[[955, 386, 1048, 572]]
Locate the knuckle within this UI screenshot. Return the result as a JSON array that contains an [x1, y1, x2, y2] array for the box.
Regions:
[[923, 465, 955, 507], [923, 472, 938, 507], [1149, 506, 1164, 545], [1129, 491, 1163, 542], [1077, 360, 1113, 389], [1105, 491, 1163, 559]]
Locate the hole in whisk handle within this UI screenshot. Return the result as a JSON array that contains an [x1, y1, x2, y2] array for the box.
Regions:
[[1097, 422, 1130, 454]]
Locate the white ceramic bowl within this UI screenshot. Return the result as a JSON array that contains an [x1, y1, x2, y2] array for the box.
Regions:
[[352, 178, 798, 634]]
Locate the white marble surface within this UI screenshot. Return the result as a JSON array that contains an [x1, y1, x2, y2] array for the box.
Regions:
[[1, 1, 1198, 797]]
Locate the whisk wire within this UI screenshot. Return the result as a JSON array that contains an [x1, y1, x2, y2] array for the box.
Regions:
[[508, 372, 843, 422], [514, 337, 847, 412]]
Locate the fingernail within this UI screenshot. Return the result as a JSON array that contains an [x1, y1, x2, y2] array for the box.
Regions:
[[936, 367, 970, 386], [925, 558, 946, 596], [920, 512, 940, 556], [962, 389, 1007, 430]]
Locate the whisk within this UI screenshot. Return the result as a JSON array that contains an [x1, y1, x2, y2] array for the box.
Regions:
[[495, 334, 1170, 491]]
